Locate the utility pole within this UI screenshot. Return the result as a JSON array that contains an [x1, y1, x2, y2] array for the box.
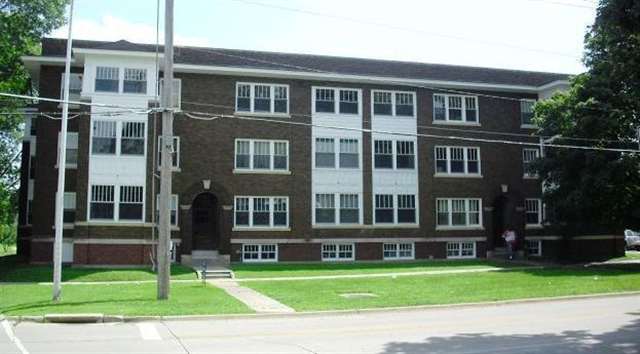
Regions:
[[52, 0, 75, 302], [157, 0, 174, 300]]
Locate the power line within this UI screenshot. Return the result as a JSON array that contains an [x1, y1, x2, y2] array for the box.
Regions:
[[177, 109, 640, 154], [229, 0, 581, 59], [0, 92, 151, 110]]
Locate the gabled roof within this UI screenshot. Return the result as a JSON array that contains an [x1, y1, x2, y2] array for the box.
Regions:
[[40, 38, 570, 87]]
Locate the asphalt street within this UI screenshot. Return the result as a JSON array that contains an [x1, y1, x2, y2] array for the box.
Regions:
[[2, 294, 639, 354]]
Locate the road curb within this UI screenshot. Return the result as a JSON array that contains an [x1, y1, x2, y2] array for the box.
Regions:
[[6, 290, 640, 324]]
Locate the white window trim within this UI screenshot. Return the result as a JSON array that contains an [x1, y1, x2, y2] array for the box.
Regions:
[[312, 137, 362, 170], [122, 67, 149, 95], [155, 194, 179, 226], [234, 139, 290, 173], [525, 198, 543, 228], [311, 86, 363, 116], [523, 148, 540, 179], [57, 131, 79, 169], [373, 194, 419, 226], [157, 136, 181, 171], [90, 119, 147, 158], [433, 93, 480, 125], [242, 244, 279, 263], [446, 241, 477, 259], [435, 198, 483, 230], [87, 184, 146, 223], [233, 196, 290, 230], [382, 242, 415, 260], [312, 193, 363, 226], [525, 239, 543, 256], [235, 82, 290, 116], [520, 99, 537, 128], [94, 66, 149, 95], [321, 243, 355, 261], [371, 90, 417, 118], [372, 139, 417, 171], [434, 146, 482, 177]]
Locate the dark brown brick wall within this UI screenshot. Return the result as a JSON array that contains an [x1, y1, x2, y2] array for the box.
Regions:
[[74, 244, 152, 265]]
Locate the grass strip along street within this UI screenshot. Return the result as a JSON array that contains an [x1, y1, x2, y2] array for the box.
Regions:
[[244, 266, 640, 311]]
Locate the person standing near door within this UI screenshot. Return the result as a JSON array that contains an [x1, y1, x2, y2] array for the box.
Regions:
[[502, 228, 517, 260]]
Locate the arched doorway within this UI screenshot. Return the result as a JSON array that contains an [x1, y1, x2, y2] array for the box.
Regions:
[[192, 193, 218, 250]]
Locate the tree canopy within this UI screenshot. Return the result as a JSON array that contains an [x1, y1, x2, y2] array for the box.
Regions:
[[534, 0, 640, 234]]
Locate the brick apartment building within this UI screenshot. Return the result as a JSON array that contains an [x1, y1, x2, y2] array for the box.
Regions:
[[15, 38, 623, 266]]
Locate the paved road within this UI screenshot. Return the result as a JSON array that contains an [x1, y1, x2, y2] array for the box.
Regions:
[[2, 294, 639, 354]]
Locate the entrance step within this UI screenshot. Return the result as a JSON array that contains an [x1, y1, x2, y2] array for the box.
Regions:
[[191, 250, 218, 259], [200, 269, 235, 279]]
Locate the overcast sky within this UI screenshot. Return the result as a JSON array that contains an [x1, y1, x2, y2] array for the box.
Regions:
[[50, 0, 598, 74]]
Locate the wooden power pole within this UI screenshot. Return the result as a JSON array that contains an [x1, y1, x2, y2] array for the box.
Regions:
[[157, 0, 174, 300], [52, 0, 75, 301]]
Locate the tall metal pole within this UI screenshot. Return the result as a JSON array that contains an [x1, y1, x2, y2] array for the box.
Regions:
[[52, 0, 75, 302], [157, 0, 174, 300]]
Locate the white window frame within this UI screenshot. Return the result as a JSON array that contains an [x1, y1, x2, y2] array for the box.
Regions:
[[446, 242, 477, 259], [520, 99, 537, 128], [118, 185, 145, 221], [313, 193, 362, 226], [434, 146, 482, 176], [235, 82, 290, 116], [383, 243, 415, 260], [88, 184, 145, 223], [433, 93, 479, 124], [234, 139, 289, 172], [63, 192, 76, 224], [312, 87, 362, 115], [313, 137, 361, 170], [372, 139, 417, 171], [373, 194, 418, 225], [233, 196, 289, 229], [525, 239, 542, 256], [371, 90, 416, 118], [94, 66, 119, 93], [123, 68, 148, 94], [321, 243, 355, 261], [525, 198, 543, 227], [242, 244, 278, 262], [57, 131, 79, 168], [90, 120, 147, 157], [523, 148, 540, 179], [158, 136, 180, 170], [60, 73, 83, 100], [435, 198, 483, 230], [156, 194, 179, 226]]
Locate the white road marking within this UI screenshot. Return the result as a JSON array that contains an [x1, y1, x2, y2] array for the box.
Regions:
[[1, 319, 29, 354], [137, 322, 162, 341]]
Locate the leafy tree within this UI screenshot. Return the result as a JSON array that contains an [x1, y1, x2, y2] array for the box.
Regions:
[[534, 0, 640, 235], [0, 0, 69, 249]]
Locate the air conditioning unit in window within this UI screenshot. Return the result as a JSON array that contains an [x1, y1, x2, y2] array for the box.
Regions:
[[159, 78, 182, 111]]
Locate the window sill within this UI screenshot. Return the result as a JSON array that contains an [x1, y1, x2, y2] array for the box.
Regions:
[[446, 255, 477, 259], [436, 226, 484, 231], [79, 221, 153, 227], [242, 259, 278, 263], [232, 227, 291, 232], [371, 224, 420, 229], [432, 121, 481, 127], [312, 112, 361, 117], [434, 173, 483, 178], [234, 111, 291, 119], [321, 258, 355, 262], [373, 168, 417, 172], [525, 224, 544, 230], [51, 223, 75, 230], [233, 169, 291, 175], [521, 124, 538, 129], [312, 224, 364, 229], [157, 167, 181, 172], [372, 114, 416, 119], [383, 257, 416, 261], [54, 164, 78, 169], [523, 175, 539, 180]]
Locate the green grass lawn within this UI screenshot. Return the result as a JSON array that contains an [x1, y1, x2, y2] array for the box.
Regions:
[[245, 267, 640, 311], [0, 245, 16, 257], [609, 251, 640, 261], [0, 282, 252, 316], [232, 259, 515, 279], [0, 257, 197, 283]]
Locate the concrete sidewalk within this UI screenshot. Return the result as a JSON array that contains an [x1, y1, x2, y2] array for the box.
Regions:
[[208, 279, 295, 314]]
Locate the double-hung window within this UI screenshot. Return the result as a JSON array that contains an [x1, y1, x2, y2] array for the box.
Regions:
[[374, 140, 393, 168], [433, 94, 478, 123], [119, 186, 144, 221], [58, 132, 78, 166], [92, 121, 117, 155], [234, 139, 289, 172], [322, 243, 354, 261], [339, 139, 359, 168], [375, 194, 394, 224], [234, 196, 289, 228], [95, 66, 119, 92], [314, 87, 360, 114], [523, 148, 540, 178], [158, 136, 180, 168], [383, 243, 414, 260], [123, 68, 147, 94], [447, 242, 476, 259], [156, 194, 178, 226], [521, 99, 536, 126], [243, 244, 277, 262], [397, 195, 416, 223], [90, 185, 115, 220], [315, 138, 335, 168], [235, 83, 289, 115], [526, 239, 542, 256], [375, 194, 417, 225], [315, 194, 335, 224], [396, 141, 415, 169], [339, 194, 359, 224], [525, 199, 542, 226], [121, 122, 145, 155], [434, 146, 481, 176], [374, 140, 416, 170], [373, 91, 415, 117], [314, 193, 360, 225], [63, 192, 76, 223], [436, 198, 482, 228]]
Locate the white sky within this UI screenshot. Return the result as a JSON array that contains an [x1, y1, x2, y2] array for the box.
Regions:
[[50, 0, 598, 74]]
